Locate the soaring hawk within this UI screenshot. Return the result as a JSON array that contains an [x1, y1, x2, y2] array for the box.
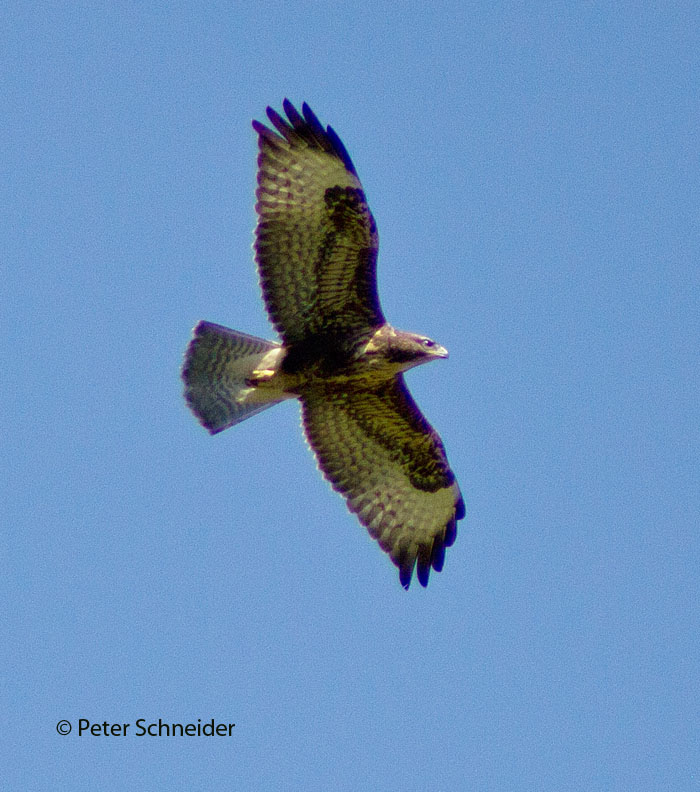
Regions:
[[182, 100, 464, 588]]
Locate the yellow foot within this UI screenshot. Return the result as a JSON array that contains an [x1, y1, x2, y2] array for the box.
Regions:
[[246, 368, 275, 387]]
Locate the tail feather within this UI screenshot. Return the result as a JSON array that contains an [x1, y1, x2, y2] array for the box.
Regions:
[[182, 321, 287, 433]]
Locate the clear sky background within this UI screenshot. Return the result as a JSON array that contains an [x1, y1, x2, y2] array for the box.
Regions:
[[4, 2, 698, 790]]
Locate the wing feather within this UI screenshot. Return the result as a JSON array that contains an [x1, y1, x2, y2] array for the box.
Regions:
[[301, 376, 464, 588], [253, 101, 384, 345]]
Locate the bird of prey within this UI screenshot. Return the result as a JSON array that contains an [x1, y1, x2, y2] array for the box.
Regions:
[[182, 100, 464, 588]]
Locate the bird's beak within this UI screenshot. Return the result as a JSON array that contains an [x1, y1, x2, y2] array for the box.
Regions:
[[435, 344, 449, 359]]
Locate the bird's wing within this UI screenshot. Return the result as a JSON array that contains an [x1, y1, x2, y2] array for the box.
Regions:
[[301, 376, 464, 588], [253, 100, 384, 345]]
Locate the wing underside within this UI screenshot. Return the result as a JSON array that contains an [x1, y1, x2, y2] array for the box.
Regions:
[[301, 376, 464, 588], [254, 100, 384, 345]]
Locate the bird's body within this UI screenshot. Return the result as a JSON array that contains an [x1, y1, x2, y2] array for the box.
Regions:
[[183, 101, 464, 588]]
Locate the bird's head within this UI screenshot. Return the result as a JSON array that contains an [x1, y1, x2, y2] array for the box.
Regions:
[[359, 325, 448, 372], [385, 329, 448, 370]]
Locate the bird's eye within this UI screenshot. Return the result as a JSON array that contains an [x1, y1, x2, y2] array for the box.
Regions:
[[421, 339, 435, 348]]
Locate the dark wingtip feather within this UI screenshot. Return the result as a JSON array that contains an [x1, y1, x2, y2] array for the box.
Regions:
[[253, 100, 358, 177], [396, 539, 417, 590], [284, 99, 306, 129], [324, 123, 357, 175], [444, 516, 457, 548], [391, 493, 465, 590], [430, 538, 446, 572], [264, 105, 292, 138], [300, 101, 317, 123], [252, 119, 285, 151], [281, 97, 296, 118], [416, 540, 434, 587], [425, 501, 464, 583], [416, 557, 431, 588]]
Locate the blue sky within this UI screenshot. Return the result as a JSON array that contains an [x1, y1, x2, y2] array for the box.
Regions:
[[4, 2, 698, 790]]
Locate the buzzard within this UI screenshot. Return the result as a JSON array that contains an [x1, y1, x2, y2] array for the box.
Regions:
[[182, 100, 464, 588]]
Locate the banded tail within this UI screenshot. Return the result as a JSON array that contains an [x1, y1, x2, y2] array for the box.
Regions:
[[182, 321, 288, 434]]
